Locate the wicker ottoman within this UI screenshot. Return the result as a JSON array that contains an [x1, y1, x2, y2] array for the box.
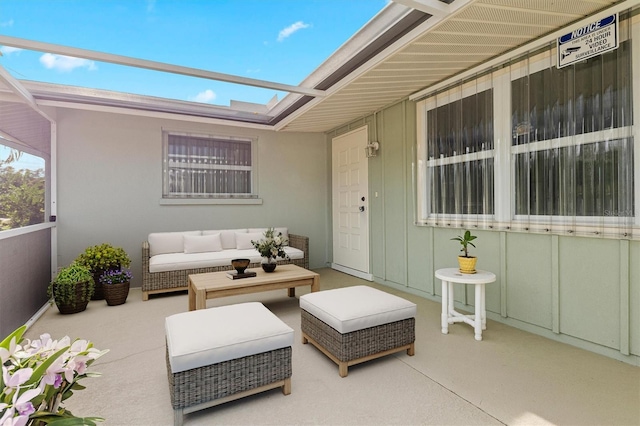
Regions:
[[300, 285, 416, 377], [165, 302, 294, 426]]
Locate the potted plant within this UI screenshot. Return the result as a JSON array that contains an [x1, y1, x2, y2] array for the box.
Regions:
[[100, 268, 132, 306], [451, 230, 478, 274], [48, 263, 94, 314], [75, 243, 131, 300], [251, 228, 289, 272]]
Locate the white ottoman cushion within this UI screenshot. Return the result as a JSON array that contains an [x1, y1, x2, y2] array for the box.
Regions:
[[299, 286, 417, 334], [166, 302, 294, 373]]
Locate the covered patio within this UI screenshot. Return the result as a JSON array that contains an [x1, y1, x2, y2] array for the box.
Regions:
[[23, 268, 640, 425], [1, 0, 640, 423]]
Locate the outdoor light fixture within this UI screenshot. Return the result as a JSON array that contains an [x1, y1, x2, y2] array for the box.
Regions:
[[365, 141, 380, 158]]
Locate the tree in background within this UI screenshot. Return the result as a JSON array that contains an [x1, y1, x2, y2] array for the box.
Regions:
[[0, 150, 45, 230]]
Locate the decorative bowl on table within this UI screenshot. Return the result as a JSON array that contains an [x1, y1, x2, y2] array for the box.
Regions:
[[231, 258, 251, 274]]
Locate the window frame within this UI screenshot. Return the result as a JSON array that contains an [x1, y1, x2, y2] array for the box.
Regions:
[[416, 75, 496, 227], [161, 130, 260, 204], [507, 43, 634, 231]]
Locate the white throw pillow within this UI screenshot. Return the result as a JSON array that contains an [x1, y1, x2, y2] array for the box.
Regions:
[[148, 231, 201, 256], [203, 229, 248, 249], [183, 234, 223, 254], [236, 232, 263, 250]]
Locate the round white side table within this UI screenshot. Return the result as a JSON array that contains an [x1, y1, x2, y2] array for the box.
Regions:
[[435, 268, 496, 341]]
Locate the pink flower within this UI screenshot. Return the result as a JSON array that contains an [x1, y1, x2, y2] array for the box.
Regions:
[[0, 388, 40, 426], [1, 367, 32, 389], [40, 352, 65, 388]]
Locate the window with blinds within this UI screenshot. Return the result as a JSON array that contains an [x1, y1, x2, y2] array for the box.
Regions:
[[162, 132, 256, 198]]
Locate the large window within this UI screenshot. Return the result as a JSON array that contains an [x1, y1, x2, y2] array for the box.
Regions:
[[0, 144, 46, 230], [512, 41, 633, 221], [417, 24, 636, 237], [163, 132, 257, 198]]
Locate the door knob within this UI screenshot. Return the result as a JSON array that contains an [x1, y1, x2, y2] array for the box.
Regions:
[[359, 206, 365, 212]]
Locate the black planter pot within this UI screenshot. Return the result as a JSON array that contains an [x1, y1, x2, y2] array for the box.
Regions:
[[53, 281, 91, 314], [261, 262, 277, 273], [104, 281, 130, 306], [91, 266, 120, 300]]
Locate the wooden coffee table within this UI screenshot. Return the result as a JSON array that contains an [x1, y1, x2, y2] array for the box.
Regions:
[[188, 264, 320, 311]]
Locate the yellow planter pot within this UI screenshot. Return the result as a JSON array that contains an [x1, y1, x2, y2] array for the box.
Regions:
[[457, 256, 477, 274]]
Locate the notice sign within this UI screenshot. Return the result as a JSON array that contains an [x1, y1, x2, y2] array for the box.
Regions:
[[557, 14, 618, 68]]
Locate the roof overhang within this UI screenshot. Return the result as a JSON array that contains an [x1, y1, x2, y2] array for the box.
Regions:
[[0, 66, 52, 157]]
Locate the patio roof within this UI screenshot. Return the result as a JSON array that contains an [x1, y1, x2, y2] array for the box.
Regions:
[[0, 0, 635, 155]]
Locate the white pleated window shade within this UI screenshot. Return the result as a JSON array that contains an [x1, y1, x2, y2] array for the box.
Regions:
[[163, 132, 256, 198], [416, 14, 635, 239]]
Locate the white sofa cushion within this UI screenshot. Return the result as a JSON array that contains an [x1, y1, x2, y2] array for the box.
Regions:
[[148, 246, 304, 273], [299, 286, 417, 334], [148, 231, 201, 256], [236, 232, 263, 250], [183, 234, 222, 254], [166, 302, 294, 373], [203, 229, 247, 250]]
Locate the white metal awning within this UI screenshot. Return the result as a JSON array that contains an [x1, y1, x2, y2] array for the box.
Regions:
[[0, 0, 637, 140]]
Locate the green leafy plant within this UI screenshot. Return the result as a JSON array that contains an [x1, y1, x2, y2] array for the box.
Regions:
[[47, 263, 94, 306], [451, 230, 477, 258], [0, 325, 108, 425], [75, 243, 131, 273]]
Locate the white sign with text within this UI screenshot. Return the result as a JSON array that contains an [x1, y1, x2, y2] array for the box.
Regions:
[[557, 14, 618, 68]]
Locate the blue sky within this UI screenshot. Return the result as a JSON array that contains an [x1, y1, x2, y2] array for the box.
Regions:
[[0, 0, 387, 107]]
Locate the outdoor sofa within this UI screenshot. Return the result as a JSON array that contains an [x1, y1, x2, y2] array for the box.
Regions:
[[142, 228, 308, 300]]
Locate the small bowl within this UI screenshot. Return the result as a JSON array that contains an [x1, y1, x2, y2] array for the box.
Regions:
[[231, 258, 250, 274]]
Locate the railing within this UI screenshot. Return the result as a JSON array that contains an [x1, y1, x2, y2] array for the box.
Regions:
[[0, 224, 53, 338]]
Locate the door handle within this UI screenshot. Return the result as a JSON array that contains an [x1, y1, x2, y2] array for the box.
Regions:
[[359, 206, 365, 212]]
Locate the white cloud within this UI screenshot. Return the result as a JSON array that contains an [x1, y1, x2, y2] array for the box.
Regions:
[[0, 19, 14, 27], [190, 89, 216, 103], [39, 53, 97, 72], [0, 46, 23, 56], [277, 21, 310, 42]]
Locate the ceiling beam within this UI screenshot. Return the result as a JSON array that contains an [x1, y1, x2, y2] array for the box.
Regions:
[[0, 35, 326, 98], [392, 0, 452, 17], [393, 0, 475, 18], [0, 64, 54, 123]]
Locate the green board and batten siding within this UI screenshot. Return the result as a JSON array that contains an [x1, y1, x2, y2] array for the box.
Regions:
[[327, 99, 640, 366]]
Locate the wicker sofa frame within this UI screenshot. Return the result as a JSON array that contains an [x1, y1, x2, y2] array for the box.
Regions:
[[142, 233, 309, 300], [301, 309, 415, 377], [167, 346, 292, 426]]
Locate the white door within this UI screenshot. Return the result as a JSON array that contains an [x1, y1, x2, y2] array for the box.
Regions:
[[331, 126, 371, 280]]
